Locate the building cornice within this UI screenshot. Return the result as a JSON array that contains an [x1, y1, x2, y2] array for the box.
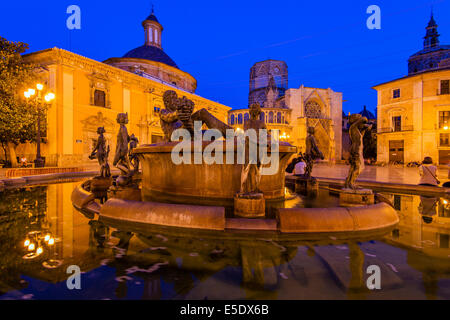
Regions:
[[23, 48, 230, 112]]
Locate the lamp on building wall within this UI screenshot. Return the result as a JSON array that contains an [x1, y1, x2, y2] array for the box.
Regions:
[[24, 84, 55, 168]]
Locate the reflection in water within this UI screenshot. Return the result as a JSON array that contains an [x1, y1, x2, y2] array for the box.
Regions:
[[0, 183, 450, 299]]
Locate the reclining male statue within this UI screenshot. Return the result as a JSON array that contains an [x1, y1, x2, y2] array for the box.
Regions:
[[159, 90, 231, 141]]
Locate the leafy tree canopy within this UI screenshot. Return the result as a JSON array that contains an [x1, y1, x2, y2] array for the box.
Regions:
[[0, 36, 46, 161]]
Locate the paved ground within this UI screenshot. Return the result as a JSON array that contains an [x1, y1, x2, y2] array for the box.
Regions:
[[0, 163, 99, 178], [2, 163, 449, 185], [312, 163, 449, 185]]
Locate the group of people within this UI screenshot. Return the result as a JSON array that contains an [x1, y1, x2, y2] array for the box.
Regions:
[[287, 154, 449, 188]]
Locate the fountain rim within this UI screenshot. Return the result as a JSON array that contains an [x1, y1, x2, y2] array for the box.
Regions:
[[133, 140, 297, 154]]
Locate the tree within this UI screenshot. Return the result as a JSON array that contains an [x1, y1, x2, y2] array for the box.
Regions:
[[363, 127, 377, 162], [0, 36, 44, 167]]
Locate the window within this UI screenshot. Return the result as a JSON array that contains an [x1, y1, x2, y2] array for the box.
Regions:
[[244, 113, 249, 123], [439, 111, 450, 128], [153, 106, 160, 114], [441, 80, 450, 95], [94, 89, 106, 107], [149, 28, 153, 42], [392, 116, 401, 132], [230, 114, 235, 125], [277, 112, 282, 124], [393, 89, 401, 99], [440, 133, 450, 147], [268, 111, 274, 123], [238, 114, 243, 124], [394, 195, 401, 211]]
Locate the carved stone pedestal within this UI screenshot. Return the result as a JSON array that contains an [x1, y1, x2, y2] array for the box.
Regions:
[[108, 183, 141, 202], [339, 188, 374, 206], [295, 177, 319, 195], [91, 176, 112, 191], [90, 176, 112, 202], [234, 193, 265, 218]]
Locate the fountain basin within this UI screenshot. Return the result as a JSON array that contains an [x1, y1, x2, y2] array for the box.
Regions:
[[133, 140, 297, 206], [72, 182, 399, 234], [278, 202, 399, 233]]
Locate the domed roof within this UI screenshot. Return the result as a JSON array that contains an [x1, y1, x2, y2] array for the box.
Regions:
[[123, 45, 178, 69], [146, 12, 159, 23], [358, 106, 375, 119]]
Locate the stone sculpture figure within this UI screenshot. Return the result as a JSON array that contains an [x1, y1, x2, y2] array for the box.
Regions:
[[240, 103, 267, 195], [344, 114, 372, 189], [129, 134, 140, 172], [159, 90, 231, 141], [89, 127, 111, 178], [303, 127, 324, 179], [234, 103, 267, 218], [113, 113, 132, 185]]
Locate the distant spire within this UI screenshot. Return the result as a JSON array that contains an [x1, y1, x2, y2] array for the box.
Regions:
[[424, 8, 440, 48]]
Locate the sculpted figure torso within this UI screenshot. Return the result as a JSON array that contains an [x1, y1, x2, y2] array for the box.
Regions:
[[240, 103, 267, 195], [113, 113, 131, 175], [345, 114, 372, 189], [89, 126, 111, 178], [303, 127, 324, 179], [159, 90, 231, 141]]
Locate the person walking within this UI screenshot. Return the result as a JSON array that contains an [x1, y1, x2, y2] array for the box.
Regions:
[[419, 157, 440, 186]]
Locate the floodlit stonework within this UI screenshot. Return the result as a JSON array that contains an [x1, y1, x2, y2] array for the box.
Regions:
[[374, 14, 450, 165], [16, 10, 230, 167], [229, 60, 342, 162]]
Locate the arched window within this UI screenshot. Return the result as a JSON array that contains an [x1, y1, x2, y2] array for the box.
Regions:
[[305, 101, 322, 118], [269, 111, 274, 123], [238, 114, 243, 124], [281, 114, 285, 124], [149, 28, 153, 42], [244, 113, 249, 123], [260, 112, 265, 122], [277, 112, 282, 123], [230, 114, 235, 125]]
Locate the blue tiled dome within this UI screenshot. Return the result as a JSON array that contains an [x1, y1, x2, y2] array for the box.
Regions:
[[359, 106, 375, 119], [146, 12, 159, 23], [123, 45, 178, 69]]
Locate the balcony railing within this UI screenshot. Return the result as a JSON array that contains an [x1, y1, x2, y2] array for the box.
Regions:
[[378, 125, 414, 133]]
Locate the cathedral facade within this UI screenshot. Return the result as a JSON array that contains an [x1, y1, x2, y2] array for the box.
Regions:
[[18, 8, 230, 167], [229, 60, 342, 162]]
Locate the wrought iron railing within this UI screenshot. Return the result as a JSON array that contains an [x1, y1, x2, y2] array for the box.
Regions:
[[378, 125, 413, 133]]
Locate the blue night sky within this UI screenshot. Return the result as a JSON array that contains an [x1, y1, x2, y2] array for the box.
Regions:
[[1, 0, 449, 114]]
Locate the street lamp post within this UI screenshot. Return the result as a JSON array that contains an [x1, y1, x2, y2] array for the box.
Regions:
[[24, 84, 55, 168]]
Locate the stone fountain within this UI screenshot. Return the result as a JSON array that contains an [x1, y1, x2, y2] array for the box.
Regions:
[[72, 91, 398, 235]]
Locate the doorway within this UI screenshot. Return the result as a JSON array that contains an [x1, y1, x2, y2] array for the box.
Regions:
[[389, 140, 404, 163]]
